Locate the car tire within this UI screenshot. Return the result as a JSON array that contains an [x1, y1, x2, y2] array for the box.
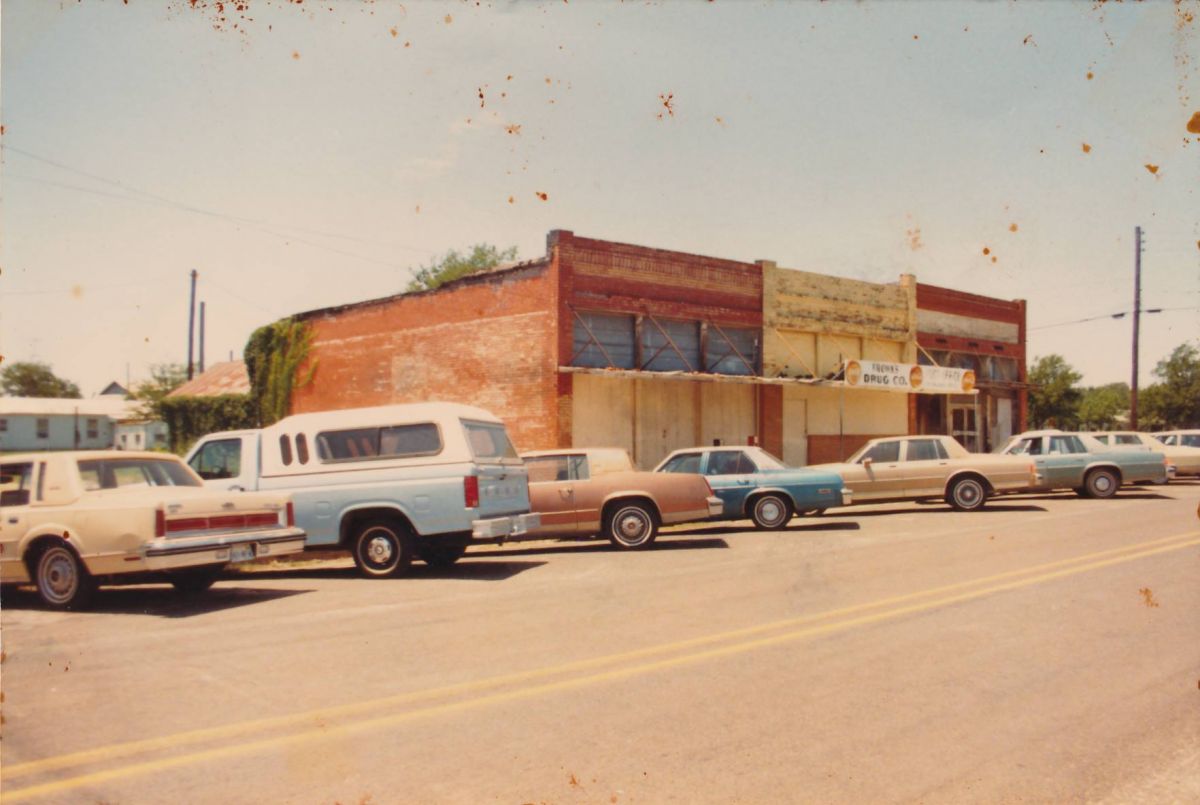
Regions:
[[1084, 468, 1119, 499], [604, 502, 658, 550], [169, 565, 225, 594], [34, 541, 96, 610], [352, 519, 414, 578], [750, 494, 792, 529], [946, 477, 987, 512], [420, 542, 467, 569]]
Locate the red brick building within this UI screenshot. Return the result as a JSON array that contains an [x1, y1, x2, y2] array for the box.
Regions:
[[913, 284, 1028, 452], [290, 231, 1026, 466]]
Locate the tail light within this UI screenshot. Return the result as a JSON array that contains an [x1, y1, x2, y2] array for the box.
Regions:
[[286, 501, 295, 527], [464, 475, 480, 509], [155, 508, 166, 538]]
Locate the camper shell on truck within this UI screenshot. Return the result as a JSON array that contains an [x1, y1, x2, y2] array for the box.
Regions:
[[184, 403, 539, 577]]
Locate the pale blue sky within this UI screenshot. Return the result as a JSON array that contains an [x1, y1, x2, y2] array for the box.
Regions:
[[2, 0, 1197, 396]]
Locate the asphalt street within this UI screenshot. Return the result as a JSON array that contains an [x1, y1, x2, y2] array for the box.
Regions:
[[2, 481, 1198, 804]]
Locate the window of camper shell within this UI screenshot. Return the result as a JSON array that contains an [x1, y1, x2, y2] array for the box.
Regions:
[[462, 420, 519, 463], [316, 423, 443, 463]]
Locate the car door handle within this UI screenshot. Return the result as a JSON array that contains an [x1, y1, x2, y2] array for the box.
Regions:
[[228, 484, 245, 492]]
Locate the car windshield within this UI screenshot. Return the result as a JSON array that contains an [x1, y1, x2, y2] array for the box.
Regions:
[[77, 458, 202, 490]]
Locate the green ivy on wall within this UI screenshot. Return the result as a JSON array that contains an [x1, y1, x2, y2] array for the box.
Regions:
[[244, 317, 316, 427]]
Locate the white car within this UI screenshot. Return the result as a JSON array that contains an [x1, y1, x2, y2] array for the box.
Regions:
[[0, 451, 306, 609], [1155, 429, 1200, 449], [1087, 431, 1200, 479]]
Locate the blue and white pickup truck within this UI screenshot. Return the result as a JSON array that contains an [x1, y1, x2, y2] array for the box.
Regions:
[[184, 403, 539, 577]]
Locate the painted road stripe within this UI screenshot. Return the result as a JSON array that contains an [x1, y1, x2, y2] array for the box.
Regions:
[[4, 531, 1198, 800]]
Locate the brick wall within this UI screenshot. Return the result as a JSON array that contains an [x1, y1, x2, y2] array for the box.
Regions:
[[290, 262, 560, 452]]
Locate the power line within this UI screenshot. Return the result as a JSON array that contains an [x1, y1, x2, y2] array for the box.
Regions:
[[1, 144, 438, 270], [1030, 306, 1198, 331]]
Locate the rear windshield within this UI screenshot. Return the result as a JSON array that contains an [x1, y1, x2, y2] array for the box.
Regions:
[[316, 423, 443, 463], [77, 458, 202, 490], [463, 420, 519, 462]]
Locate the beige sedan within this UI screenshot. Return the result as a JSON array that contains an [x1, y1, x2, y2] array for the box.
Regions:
[[1088, 431, 1200, 478], [808, 435, 1039, 511], [521, 448, 722, 549]]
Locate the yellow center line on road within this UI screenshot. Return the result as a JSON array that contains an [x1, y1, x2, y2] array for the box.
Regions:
[[4, 531, 1198, 801]]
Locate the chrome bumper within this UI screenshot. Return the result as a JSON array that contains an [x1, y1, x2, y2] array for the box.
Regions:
[[144, 527, 306, 570], [841, 488, 853, 507], [472, 512, 541, 540], [706, 496, 724, 517]]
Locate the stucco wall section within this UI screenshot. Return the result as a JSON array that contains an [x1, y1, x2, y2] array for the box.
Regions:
[[762, 263, 916, 377]]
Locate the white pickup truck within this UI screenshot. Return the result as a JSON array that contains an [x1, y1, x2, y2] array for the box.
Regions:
[[185, 402, 539, 577]]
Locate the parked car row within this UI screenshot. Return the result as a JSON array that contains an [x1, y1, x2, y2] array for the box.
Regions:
[[1, 404, 1190, 610]]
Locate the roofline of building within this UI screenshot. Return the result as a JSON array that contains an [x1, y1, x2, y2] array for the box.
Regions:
[[293, 257, 552, 321]]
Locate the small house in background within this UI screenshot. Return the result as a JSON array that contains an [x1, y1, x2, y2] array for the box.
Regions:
[[99, 381, 131, 398], [0, 396, 136, 452], [166, 360, 251, 398], [113, 418, 169, 452]]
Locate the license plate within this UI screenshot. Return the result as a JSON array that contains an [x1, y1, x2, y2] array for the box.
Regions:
[[230, 544, 256, 563]]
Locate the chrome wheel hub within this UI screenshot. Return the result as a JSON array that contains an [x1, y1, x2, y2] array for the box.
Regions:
[[366, 535, 395, 565]]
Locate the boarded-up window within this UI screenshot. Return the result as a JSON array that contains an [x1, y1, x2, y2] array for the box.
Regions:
[[572, 313, 635, 369], [642, 319, 699, 372], [706, 326, 758, 375]]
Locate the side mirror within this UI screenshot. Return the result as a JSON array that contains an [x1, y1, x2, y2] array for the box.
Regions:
[[862, 457, 873, 467]]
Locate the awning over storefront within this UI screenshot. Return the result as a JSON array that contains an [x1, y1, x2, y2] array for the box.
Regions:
[[558, 363, 977, 394]]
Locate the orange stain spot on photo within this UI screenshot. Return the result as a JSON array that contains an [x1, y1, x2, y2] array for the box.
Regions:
[[507, 196, 514, 204], [1009, 223, 1019, 233], [1081, 142, 1092, 153], [1087, 71, 1094, 80], [1144, 163, 1159, 175], [535, 191, 549, 201], [982, 247, 991, 256], [1187, 112, 1200, 133], [1139, 587, 1160, 608], [292, 51, 300, 60], [505, 124, 521, 135], [444, 14, 453, 24], [389, 27, 398, 38], [71, 285, 84, 299], [657, 92, 675, 120]]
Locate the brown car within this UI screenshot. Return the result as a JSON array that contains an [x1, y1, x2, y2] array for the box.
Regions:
[[521, 448, 723, 549]]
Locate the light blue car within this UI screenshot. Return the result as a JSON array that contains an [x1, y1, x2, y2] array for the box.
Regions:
[[999, 430, 1169, 497], [654, 446, 851, 529]]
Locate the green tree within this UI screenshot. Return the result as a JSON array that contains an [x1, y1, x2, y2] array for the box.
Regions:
[[0, 361, 82, 398], [132, 363, 188, 420], [1139, 341, 1200, 428], [1027, 354, 1082, 429], [1076, 382, 1129, 430], [405, 243, 519, 293]]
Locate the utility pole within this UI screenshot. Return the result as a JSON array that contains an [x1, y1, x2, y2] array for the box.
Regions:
[[1130, 227, 1143, 430], [199, 301, 207, 375], [187, 269, 198, 380]]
